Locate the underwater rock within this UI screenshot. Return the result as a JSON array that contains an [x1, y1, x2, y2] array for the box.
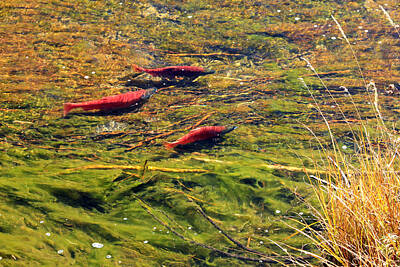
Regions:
[[95, 120, 128, 133], [139, 3, 178, 20], [92, 242, 104, 248]]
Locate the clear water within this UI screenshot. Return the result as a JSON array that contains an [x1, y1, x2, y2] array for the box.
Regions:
[[0, 0, 399, 265]]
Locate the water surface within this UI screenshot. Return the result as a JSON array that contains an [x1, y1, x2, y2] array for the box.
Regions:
[[0, 0, 399, 265]]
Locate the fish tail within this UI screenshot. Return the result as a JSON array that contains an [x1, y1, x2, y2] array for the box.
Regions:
[[221, 125, 237, 134], [63, 103, 75, 116], [203, 69, 215, 75], [164, 142, 177, 149], [132, 64, 145, 73]]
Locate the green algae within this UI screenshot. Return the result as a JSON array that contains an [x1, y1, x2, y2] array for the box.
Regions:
[[0, 0, 399, 265]]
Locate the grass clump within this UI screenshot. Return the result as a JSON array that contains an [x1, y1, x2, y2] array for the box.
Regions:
[[298, 10, 400, 262], [306, 126, 400, 266]]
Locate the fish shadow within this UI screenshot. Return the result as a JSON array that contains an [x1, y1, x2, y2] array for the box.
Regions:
[[63, 101, 147, 118], [124, 78, 200, 89], [169, 138, 226, 154]]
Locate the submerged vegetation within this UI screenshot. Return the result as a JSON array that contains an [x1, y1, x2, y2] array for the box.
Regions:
[[0, 0, 399, 266]]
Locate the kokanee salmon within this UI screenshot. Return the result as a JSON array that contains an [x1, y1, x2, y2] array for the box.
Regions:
[[165, 126, 236, 149], [63, 88, 156, 116]]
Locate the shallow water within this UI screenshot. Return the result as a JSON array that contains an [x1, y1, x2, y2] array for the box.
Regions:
[[0, 0, 399, 266]]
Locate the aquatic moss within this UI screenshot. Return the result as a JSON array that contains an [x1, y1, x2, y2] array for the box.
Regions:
[[0, 0, 399, 265]]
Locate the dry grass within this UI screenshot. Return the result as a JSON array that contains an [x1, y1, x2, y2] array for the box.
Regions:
[[296, 77, 400, 266], [296, 8, 400, 266], [293, 75, 400, 265], [306, 129, 400, 266]]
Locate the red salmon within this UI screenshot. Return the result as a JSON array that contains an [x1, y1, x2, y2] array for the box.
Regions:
[[63, 88, 156, 116], [165, 126, 236, 149], [133, 64, 214, 79]]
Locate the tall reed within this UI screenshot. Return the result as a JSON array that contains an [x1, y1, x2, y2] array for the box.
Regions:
[[297, 9, 400, 266], [305, 125, 400, 266]]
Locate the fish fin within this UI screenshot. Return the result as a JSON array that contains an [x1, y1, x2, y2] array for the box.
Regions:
[[63, 103, 74, 116], [132, 64, 145, 73], [164, 142, 176, 150]]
